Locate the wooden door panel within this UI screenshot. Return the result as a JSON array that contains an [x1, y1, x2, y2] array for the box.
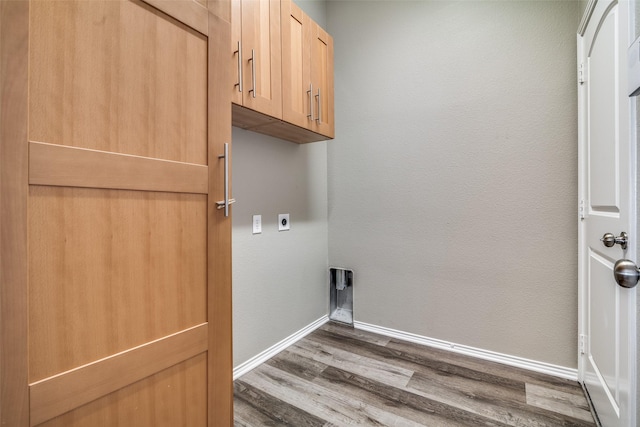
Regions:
[[253, 0, 274, 101], [289, 18, 305, 115], [311, 25, 334, 138], [30, 324, 207, 425], [3, 0, 234, 425], [240, 0, 281, 118], [28, 186, 207, 382], [37, 353, 207, 427], [0, 2, 30, 424], [22, 1, 218, 425], [28, 142, 209, 194], [312, 32, 328, 122], [231, 0, 242, 105], [28, 0, 207, 165], [281, 0, 309, 129]]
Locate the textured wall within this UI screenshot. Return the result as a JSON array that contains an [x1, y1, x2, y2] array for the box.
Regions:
[[327, 0, 581, 368], [231, 0, 328, 368], [231, 129, 328, 367]]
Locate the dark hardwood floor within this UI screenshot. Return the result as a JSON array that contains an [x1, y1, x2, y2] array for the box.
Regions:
[[234, 322, 596, 426]]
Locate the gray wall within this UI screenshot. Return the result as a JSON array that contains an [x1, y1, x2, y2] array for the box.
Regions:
[[231, 1, 328, 368], [326, 0, 582, 368], [579, 0, 589, 22]]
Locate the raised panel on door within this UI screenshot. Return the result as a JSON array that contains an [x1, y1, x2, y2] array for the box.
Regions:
[[240, 0, 282, 118], [26, 1, 212, 425], [281, 0, 311, 130], [310, 23, 334, 138]]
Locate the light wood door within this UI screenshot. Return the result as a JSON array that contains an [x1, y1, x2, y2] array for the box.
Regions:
[[231, 0, 282, 119], [281, 0, 312, 130], [310, 23, 334, 139], [578, 0, 635, 425], [231, 0, 244, 106], [0, 1, 233, 426], [281, 0, 333, 138]]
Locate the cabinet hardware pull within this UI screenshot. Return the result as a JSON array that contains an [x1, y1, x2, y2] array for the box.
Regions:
[[217, 143, 234, 217], [249, 49, 256, 98], [307, 84, 313, 120], [315, 88, 321, 123], [234, 41, 242, 93]]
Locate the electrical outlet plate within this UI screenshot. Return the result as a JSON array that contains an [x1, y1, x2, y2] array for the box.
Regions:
[[278, 214, 290, 231], [252, 215, 262, 234]]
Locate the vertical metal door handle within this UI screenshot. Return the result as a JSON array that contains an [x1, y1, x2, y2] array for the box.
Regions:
[[249, 49, 256, 98], [315, 88, 321, 123], [234, 41, 242, 93], [216, 143, 235, 217], [222, 142, 229, 217], [307, 84, 313, 120]]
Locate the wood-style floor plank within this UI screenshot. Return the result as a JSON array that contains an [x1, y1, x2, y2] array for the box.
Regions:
[[234, 323, 596, 427], [322, 322, 392, 346], [234, 380, 327, 426], [290, 338, 414, 389], [265, 348, 328, 382], [243, 363, 415, 425], [317, 366, 508, 427], [525, 383, 594, 423], [407, 371, 593, 427], [385, 337, 585, 397], [307, 328, 528, 398]]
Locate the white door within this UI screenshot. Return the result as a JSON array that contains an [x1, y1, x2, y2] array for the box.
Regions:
[[578, 1, 636, 426]]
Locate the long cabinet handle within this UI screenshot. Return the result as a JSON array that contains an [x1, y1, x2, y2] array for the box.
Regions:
[[216, 143, 235, 217], [315, 88, 321, 123], [234, 41, 242, 93], [307, 84, 313, 120], [249, 49, 256, 98]]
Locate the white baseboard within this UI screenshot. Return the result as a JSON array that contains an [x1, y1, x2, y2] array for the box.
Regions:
[[354, 321, 578, 381], [233, 316, 578, 382], [233, 315, 329, 380]]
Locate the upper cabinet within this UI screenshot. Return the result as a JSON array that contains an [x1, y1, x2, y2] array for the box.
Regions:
[[231, 0, 282, 119], [281, 0, 334, 139], [311, 22, 334, 138], [231, 0, 334, 143]]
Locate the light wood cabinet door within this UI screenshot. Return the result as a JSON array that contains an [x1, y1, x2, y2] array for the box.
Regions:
[[231, 0, 243, 106], [281, 0, 312, 130], [282, 0, 334, 138], [310, 23, 334, 138], [1, 1, 233, 426], [231, 0, 282, 119]]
